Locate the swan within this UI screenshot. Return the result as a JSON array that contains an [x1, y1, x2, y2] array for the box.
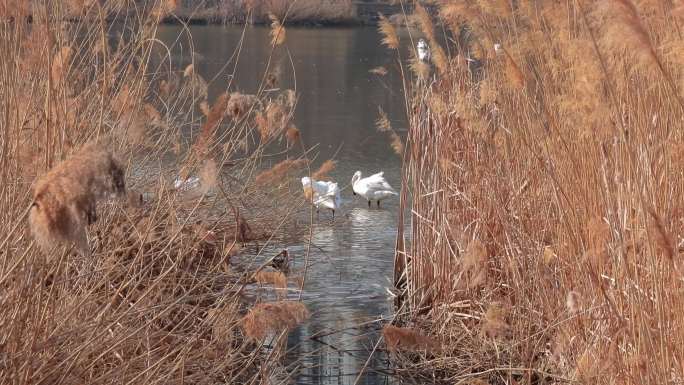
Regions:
[[351, 171, 398, 208], [301, 177, 342, 219], [417, 38, 431, 62], [174, 175, 200, 191]]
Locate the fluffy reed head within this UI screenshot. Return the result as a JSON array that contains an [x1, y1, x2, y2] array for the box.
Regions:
[[312, 160, 336, 181], [382, 325, 438, 353], [227, 92, 258, 120], [269, 14, 286, 46], [255, 159, 307, 186], [376, 107, 392, 132], [378, 14, 399, 50], [29, 141, 126, 256], [285, 125, 300, 146], [241, 301, 309, 340]]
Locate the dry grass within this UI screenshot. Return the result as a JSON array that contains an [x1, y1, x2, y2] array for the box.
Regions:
[[391, 1, 684, 383], [241, 301, 310, 340], [0, 1, 312, 383]]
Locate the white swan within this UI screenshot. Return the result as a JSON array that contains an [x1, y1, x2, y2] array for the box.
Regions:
[[351, 171, 398, 208], [417, 38, 431, 62], [174, 175, 200, 191], [301, 177, 342, 219]]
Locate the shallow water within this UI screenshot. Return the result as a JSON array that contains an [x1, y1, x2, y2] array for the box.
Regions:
[[159, 25, 410, 385]]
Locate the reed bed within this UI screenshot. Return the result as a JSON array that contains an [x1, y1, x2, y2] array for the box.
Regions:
[[388, 1, 684, 384], [0, 1, 313, 383]]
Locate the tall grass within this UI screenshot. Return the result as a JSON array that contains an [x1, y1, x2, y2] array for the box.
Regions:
[[0, 1, 311, 383], [391, 1, 684, 383]]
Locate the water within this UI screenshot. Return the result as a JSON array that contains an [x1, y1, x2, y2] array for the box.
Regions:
[[159, 25, 409, 385]]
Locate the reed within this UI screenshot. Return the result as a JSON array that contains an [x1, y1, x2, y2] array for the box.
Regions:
[[0, 1, 311, 383], [392, 1, 684, 383], [241, 301, 310, 340]]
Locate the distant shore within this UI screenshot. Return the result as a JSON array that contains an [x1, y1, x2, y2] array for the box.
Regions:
[[160, 2, 425, 27]]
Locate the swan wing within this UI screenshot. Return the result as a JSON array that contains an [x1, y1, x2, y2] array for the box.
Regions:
[[364, 172, 396, 192]]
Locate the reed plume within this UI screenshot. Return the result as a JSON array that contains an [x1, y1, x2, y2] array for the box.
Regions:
[[241, 301, 309, 340], [51, 46, 73, 86], [227, 92, 258, 120], [376, 107, 391, 132], [378, 14, 399, 50], [183, 63, 195, 78], [194, 93, 229, 158], [596, 0, 659, 69], [200, 159, 218, 194], [503, 50, 525, 89], [255, 159, 307, 186], [312, 160, 336, 181], [285, 125, 300, 147], [255, 270, 288, 298], [29, 141, 126, 256], [256, 100, 288, 142], [389, 132, 404, 157], [481, 303, 508, 338], [269, 14, 286, 46], [382, 325, 438, 352]]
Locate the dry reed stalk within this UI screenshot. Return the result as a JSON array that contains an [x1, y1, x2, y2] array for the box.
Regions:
[[382, 325, 438, 353], [394, 0, 684, 382], [312, 160, 336, 181], [241, 301, 309, 340], [255, 159, 307, 186]]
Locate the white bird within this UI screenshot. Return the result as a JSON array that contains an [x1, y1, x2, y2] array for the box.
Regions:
[[301, 177, 342, 219], [174, 175, 200, 191], [351, 171, 398, 208], [417, 38, 431, 62]]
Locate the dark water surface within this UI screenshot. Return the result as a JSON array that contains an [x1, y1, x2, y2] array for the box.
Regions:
[[159, 25, 411, 385]]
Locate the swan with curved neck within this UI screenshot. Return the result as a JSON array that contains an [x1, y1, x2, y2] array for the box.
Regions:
[[351, 171, 397, 208]]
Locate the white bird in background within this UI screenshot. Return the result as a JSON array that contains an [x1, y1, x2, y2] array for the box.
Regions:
[[174, 175, 200, 191], [351, 171, 398, 208], [417, 38, 431, 62], [301, 177, 342, 219], [493, 43, 502, 55]]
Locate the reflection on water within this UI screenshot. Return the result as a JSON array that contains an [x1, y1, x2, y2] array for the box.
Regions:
[[159, 25, 409, 385]]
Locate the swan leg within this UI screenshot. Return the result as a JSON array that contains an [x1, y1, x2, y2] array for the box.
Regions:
[[331, 209, 335, 221], [377, 200, 380, 208], [367, 200, 371, 208]]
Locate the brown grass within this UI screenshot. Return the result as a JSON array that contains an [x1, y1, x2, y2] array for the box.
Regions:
[[382, 325, 438, 353], [1, 2, 311, 383], [241, 301, 309, 340], [393, 1, 684, 383]]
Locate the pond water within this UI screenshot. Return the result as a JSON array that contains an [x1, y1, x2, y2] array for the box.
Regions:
[[159, 25, 413, 385]]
